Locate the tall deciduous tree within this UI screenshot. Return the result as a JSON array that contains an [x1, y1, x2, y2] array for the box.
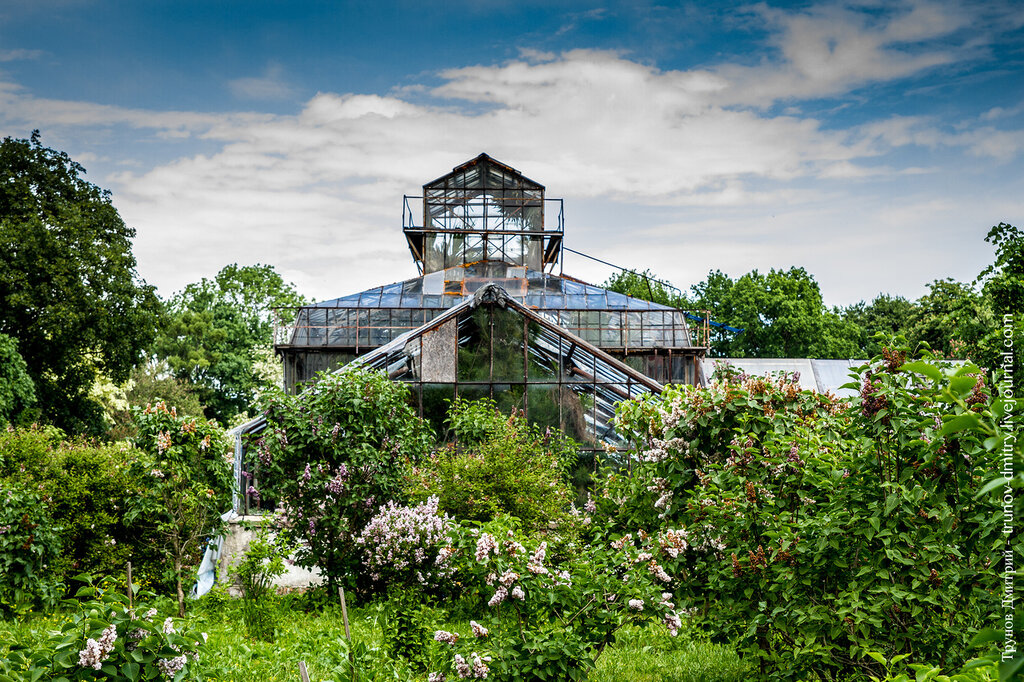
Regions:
[[154, 263, 306, 424], [689, 267, 860, 358], [0, 132, 159, 434]]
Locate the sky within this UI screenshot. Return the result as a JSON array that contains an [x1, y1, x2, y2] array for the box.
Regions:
[[1, 0, 1022, 308]]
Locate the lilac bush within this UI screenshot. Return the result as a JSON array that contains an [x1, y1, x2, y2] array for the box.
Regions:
[[356, 495, 456, 590], [257, 367, 432, 591], [429, 516, 687, 681]]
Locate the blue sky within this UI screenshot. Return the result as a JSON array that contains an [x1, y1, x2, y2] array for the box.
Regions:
[[1, 0, 1022, 307]]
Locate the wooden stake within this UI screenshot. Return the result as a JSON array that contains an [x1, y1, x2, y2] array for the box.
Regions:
[[339, 586, 351, 641], [126, 562, 133, 611], [298, 661, 310, 682]]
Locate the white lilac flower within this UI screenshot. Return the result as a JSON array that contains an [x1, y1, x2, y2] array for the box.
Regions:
[[434, 630, 459, 645], [510, 586, 525, 600], [144, 608, 158, 619], [470, 620, 489, 638], [475, 533, 498, 562], [628, 599, 644, 611], [156, 655, 188, 679], [664, 611, 683, 637], [471, 653, 490, 678], [162, 617, 175, 634], [498, 570, 518, 587], [454, 654, 471, 678], [428, 673, 447, 682], [78, 638, 104, 670], [487, 586, 508, 606]]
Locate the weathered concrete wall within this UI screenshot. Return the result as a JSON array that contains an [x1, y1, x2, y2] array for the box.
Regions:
[[217, 515, 323, 595]]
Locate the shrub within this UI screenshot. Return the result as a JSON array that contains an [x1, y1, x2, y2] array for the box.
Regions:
[[356, 495, 455, 592], [127, 401, 233, 616], [430, 516, 686, 682], [257, 366, 432, 592], [231, 522, 286, 642], [0, 575, 208, 681], [603, 344, 1005, 680], [0, 483, 64, 615], [0, 426, 164, 597], [407, 398, 577, 534]]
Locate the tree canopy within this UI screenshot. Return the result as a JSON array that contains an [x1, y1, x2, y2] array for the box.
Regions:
[[0, 131, 160, 434], [153, 263, 307, 424]]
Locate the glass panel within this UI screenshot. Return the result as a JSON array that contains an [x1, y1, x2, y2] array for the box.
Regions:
[[490, 307, 527, 382], [526, 384, 561, 431], [526, 322, 559, 381], [560, 385, 597, 448], [493, 383, 525, 415], [422, 384, 455, 435], [456, 309, 489, 381]]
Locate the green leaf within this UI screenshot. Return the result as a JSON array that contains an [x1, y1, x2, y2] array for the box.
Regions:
[[123, 661, 141, 681], [900, 362, 942, 382], [867, 651, 887, 665], [975, 476, 1007, 499], [940, 413, 981, 436], [949, 375, 978, 396], [969, 628, 1001, 647]]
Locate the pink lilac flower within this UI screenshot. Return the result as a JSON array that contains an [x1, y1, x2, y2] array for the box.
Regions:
[[454, 654, 471, 678], [470, 621, 489, 638]]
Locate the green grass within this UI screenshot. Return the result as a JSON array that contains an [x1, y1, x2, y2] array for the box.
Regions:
[[1, 597, 750, 682], [591, 625, 749, 682]]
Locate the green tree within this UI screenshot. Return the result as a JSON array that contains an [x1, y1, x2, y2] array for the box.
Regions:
[[841, 294, 919, 358], [154, 263, 306, 424], [601, 269, 683, 308], [907, 278, 992, 361], [0, 333, 36, 425], [977, 222, 1023, 391], [0, 132, 160, 435], [690, 267, 860, 358]]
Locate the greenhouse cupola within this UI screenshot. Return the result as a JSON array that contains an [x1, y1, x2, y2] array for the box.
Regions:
[[404, 153, 563, 274]]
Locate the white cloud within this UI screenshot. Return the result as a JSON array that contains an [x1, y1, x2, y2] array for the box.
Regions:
[[710, 0, 969, 106], [227, 64, 299, 101], [0, 48, 44, 62], [0, 1, 1017, 306]]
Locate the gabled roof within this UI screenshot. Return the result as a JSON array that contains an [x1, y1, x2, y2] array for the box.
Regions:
[[353, 283, 663, 449], [422, 153, 545, 192]]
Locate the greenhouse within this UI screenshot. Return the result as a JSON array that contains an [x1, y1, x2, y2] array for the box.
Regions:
[[237, 153, 710, 512], [275, 153, 707, 392]]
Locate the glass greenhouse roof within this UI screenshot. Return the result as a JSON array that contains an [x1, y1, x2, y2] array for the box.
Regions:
[[311, 262, 682, 312], [277, 262, 697, 350]]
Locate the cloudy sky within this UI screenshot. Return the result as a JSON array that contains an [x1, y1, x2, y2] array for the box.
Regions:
[[1, 0, 1022, 307]]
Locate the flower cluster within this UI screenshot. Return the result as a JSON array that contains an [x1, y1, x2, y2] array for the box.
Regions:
[[453, 653, 490, 679], [356, 495, 454, 588], [156, 655, 188, 679], [78, 624, 117, 670]]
